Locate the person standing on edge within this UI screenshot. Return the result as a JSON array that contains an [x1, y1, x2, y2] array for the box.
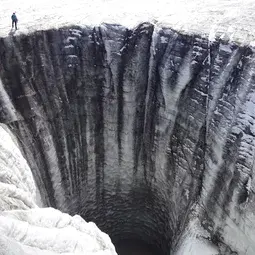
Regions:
[[11, 12, 18, 30]]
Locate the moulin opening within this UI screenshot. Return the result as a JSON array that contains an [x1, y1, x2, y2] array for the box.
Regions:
[[84, 210, 169, 255], [80, 184, 171, 255]]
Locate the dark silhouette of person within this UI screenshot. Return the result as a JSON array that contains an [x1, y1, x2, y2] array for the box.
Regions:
[[11, 13, 18, 30]]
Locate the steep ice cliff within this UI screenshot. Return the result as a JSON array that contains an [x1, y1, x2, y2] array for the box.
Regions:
[[0, 21, 255, 255]]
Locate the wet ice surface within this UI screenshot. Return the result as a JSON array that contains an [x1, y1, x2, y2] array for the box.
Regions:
[[1, 0, 255, 44]]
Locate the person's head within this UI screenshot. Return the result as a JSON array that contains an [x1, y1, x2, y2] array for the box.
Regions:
[[13, 12, 15, 15]]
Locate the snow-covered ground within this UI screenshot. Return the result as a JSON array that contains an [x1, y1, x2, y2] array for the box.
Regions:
[[1, 0, 255, 44]]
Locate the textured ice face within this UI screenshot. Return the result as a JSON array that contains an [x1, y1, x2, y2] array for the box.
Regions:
[[0, 124, 37, 211], [0, 125, 117, 255], [0, 208, 117, 255], [1, 0, 255, 44]]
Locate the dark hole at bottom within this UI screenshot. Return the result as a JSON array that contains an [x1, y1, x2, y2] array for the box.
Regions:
[[114, 239, 164, 255]]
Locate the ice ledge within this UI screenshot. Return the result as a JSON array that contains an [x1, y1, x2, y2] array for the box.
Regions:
[[0, 208, 116, 255], [1, 0, 255, 45]]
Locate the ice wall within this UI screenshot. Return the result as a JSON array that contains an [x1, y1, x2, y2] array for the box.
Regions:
[[0, 23, 255, 254]]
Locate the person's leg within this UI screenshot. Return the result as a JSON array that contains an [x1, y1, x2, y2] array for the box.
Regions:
[[12, 20, 14, 28], [15, 21, 17, 30]]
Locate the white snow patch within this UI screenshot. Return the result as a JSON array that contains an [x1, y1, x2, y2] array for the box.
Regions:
[[0, 208, 117, 255], [69, 29, 82, 37], [208, 25, 217, 42], [68, 55, 78, 58], [64, 45, 75, 48], [0, 124, 37, 210], [160, 36, 168, 43]]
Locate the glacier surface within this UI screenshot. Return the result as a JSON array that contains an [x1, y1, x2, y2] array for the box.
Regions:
[[1, 0, 255, 44]]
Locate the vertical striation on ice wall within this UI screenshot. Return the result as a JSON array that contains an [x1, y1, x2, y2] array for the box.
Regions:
[[0, 23, 255, 254]]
